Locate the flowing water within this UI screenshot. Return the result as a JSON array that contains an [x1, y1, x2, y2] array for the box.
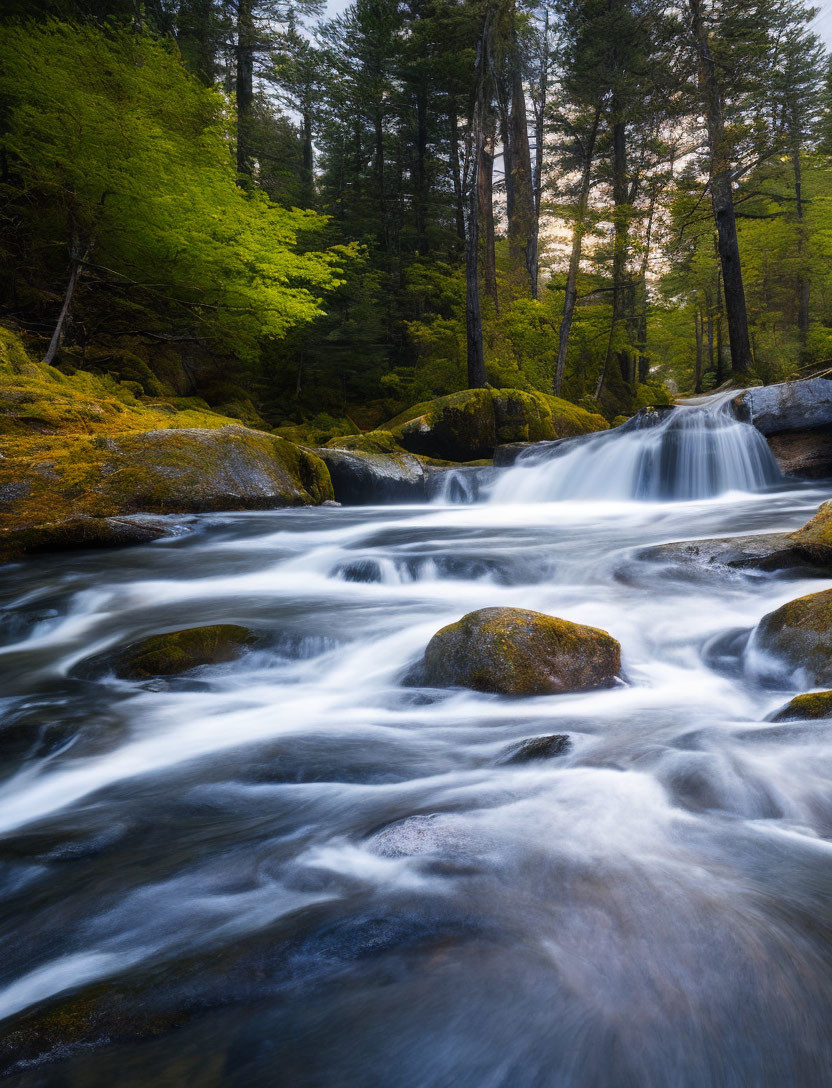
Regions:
[[2, 405, 832, 1086]]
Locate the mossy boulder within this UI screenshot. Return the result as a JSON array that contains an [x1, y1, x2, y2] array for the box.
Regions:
[[108, 625, 258, 679], [789, 501, 832, 564], [1, 425, 333, 560], [381, 388, 608, 462], [753, 590, 832, 686], [416, 607, 621, 696], [771, 690, 832, 722]]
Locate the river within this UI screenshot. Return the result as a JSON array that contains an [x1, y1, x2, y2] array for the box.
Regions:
[[2, 404, 832, 1085]]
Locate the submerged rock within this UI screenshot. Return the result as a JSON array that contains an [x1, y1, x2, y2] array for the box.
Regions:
[[771, 690, 832, 722], [753, 590, 832, 687], [501, 734, 571, 763], [110, 624, 258, 679], [417, 607, 621, 696], [380, 388, 607, 462]]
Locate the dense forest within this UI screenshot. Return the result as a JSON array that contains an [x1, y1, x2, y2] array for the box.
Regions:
[[2, 0, 831, 439]]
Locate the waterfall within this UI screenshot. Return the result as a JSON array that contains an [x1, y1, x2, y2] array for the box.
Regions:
[[487, 401, 782, 503]]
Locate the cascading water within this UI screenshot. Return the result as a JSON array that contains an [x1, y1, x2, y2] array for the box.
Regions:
[[1, 400, 832, 1086], [488, 399, 781, 503]]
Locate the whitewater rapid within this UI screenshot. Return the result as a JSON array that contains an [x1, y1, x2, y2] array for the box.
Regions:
[[1, 403, 832, 1085]]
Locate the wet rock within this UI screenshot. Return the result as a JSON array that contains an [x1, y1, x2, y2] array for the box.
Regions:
[[315, 442, 425, 504], [380, 388, 607, 462], [417, 607, 621, 696], [107, 624, 258, 680], [0, 513, 186, 560], [770, 690, 832, 722], [638, 502, 832, 577], [637, 533, 817, 575], [730, 377, 832, 477], [753, 590, 832, 687], [501, 734, 571, 763], [766, 427, 832, 479], [492, 442, 536, 467], [731, 376, 832, 436]]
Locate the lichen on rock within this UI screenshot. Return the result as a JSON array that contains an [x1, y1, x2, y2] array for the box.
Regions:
[[379, 388, 608, 462], [753, 590, 832, 687], [415, 606, 621, 696], [771, 690, 832, 722], [106, 624, 258, 679]]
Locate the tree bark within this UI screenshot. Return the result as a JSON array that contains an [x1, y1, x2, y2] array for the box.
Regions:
[[466, 7, 494, 389], [553, 104, 601, 396], [607, 117, 632, 388], [300, 104, 315, 207], [449, 98, 466, 247], [415, 84, 429, 256], [45, 230, 86, 366], [791, 133, 809, 351], [478, 119, 498, 309], [507, 58, 536, 296], [235, 0, 255, 182], [688, 0, 753, 375], [694, 304, 704, 393]]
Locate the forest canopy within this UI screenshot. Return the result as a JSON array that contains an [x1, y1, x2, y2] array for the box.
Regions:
[[1, 0, 831, 436]]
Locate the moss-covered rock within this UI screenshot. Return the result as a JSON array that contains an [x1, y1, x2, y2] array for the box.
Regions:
[[106, 625, 258, 679], [789, 501, 832, 564], [380, 388, 608, 462], [753, 590, 832, 686], [416, 607, 621, 696], [771, 690, 832, 722], [1, 425, 333, 561]]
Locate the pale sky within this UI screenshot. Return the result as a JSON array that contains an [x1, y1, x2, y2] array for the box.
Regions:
[[324, 0, 832, 49]]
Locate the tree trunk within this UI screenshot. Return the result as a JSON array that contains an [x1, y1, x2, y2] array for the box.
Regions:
[[610, 117, 632, 386], [694, 305, 704, 393], [466, 137, 486, 387], [235, 0, 255, 182], [449, 98, 466, 247], [508, 59, 536, 296], [45, 231, 86, 365], [792, 133, 810, 351], [415, 83, 429, 256], [466, 7, 494, 389], [553, 104, 601, 396], [478, 120, 498, 309], [689, 0, 753, 375], [300, 105, 315, 208]]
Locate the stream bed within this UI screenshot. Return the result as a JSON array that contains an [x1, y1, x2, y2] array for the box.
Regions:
[[2, 413, 832, 1084]]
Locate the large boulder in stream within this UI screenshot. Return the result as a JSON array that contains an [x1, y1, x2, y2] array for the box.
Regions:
[[415, 607, 621, 696], [731, 377, 832, 477], [381, 388, 607, 462], [317, 432, 426, 503], [100, 624, 258, 679], [752, 590, 832, 687]]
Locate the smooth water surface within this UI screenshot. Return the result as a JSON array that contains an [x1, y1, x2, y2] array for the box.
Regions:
[[2, 408, 832, 1085]]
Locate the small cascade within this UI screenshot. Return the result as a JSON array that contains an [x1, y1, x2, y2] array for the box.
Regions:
[[487, 402, 782, 503]]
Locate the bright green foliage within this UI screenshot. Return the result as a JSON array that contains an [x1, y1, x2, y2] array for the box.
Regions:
[[0, 22, 348, 363]]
